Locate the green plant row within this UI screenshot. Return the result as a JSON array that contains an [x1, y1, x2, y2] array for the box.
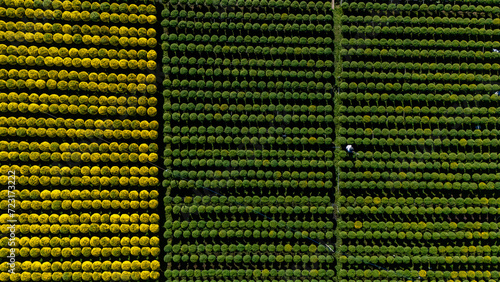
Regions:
[[162, 9, 333, 22], [164, 0, 331, 9], [339, 220, 498, 231], [164, 89, 333, 100], [165, 242, 324, 254], [163, 56, 332, 70], [340, 203, 500, 214], [343, 25, 500, 40], [164, 148, 333, 159], [341, 15, 499, 27], [165, 269, 333, 279], [341, 126, 499, 137], [342, 60, 500, 72], [341, 1, 500, 13], [342, 71, 499, 83], [165, 169, 332, 181], [162, 35, 333, 46], [340, 196, 500, 207], [340, 243, 495, 254], [342, 48, 500, 64], [338, 137, 500, 149], [339, 268, 492, 281]]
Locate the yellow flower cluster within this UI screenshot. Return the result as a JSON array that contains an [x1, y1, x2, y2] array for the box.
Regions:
[[0, 0, 159, 279]]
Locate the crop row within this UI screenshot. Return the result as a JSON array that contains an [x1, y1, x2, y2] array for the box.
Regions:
[[342, 254, 500, 265], [0, 1, 156, 14], [1, 95, 157, 107], [343, 25, 500, 40], [163, 67, 333, 80], [166, 219, 334, 231], [165, 126, 334, 136], [162, 42, 333, 56], [340, 180, 497, 191], [1, 246, 160, 258], [339, 244, 499, 254], [0, 77, 157, 92], [165, 148, 333, 158], [339, 93, 498, 105], [0, 119, 158, 130], [339, 158, 500, 169], [339, 268, 494, 280], [164, 269, 334, 278], [165, 243, 329, 254], [164, 79, 332, 91], [0, 150, 160, 162], [0, 260, 159, 272], [0, 271, 160, 281], [1, 238, 159, 250], [167, 194, 332, 204], [341, 1, 500, 14], [1, 215, 158, 226], [164, 90, 333, 100], [340, 128, 500, 139], [165, 103, 334, 113], [1, 56, 157, 71], [162, 9, 333, 22], [339, 170, 497, 181], [0, 22, 156, 38], [0, 44, 156, 60], [342, 47, 500, 65], [340, 196, 500, 207], [163, 56, 333, 69], [339, 81, 500, 93], [0, 71, 156, 86], [0, 127, 158, 139], [166, 116, 333, 128], [0, 7, 157, 24], [1, 225, 159, 236], [342, 60, 500, 72], [0, 84, 157, 96], [0, 166, 158, 177], [164, 0, 331, 9], [342, 70, 499, 82], [0, 141, 158, 153], [165, 157, 335, 169], [165, 170, 332, 181], [340, 220, 499, 231], [340, 104, 499, 115], [341, 15, 500, 27], [0, 150, 157, 161], [161, 19, 332, 33], [341, 196, 500, 208], [1, 55, 156, 70], [339, 137, 500, 149], [0, 31, 157, 48], [0, 199, 159, 210], [170, 204, 334, 214], [0, 175, 159, 187], [340, 230, 497, 240]]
